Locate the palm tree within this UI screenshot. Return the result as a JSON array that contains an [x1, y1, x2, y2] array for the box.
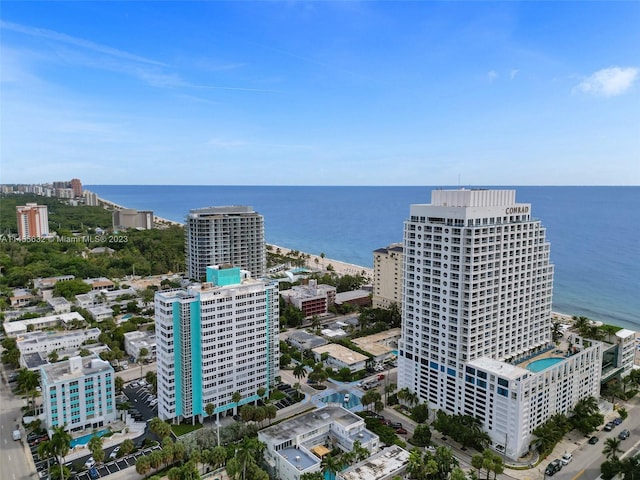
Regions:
[[293, 364, 307, 383], [232, 391, 242, 416], [135, 456, 151, 477], [265, 404, 277, 425], [49, 425, 71, 480], [87, 435, 105, 464], [384, 382, 397, 406], [603, 437, 623, 461], [138, 347, 149, 376], [321, 454, 343, 480], [205, 403, 215, 428], [210, 445, 227, 469]]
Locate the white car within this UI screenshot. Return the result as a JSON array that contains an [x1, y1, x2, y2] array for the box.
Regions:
[[561, 452, 573, 465], [109, 446, 120, 460], [84, 456, 96, 469]]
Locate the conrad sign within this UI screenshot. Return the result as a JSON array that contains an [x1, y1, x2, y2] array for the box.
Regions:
[[505, 206, 529, 214]]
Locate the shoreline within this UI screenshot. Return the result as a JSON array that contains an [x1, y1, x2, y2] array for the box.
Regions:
[[94, 195, 632, 328], [97, 196, 184, 227]]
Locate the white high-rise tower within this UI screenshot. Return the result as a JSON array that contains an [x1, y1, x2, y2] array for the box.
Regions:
[[185, 206, 265, 281], [398, 189, 602, 458]]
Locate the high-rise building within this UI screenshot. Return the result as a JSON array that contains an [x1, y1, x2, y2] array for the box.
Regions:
[[155, 265, 279, 424], [397, 189, 602, 459], [372, 243, 403, 309], [185, 206, 265, 281], [40, 354, 116, 434], [70, 178, 83, 197], [16, 203, 49, 239]]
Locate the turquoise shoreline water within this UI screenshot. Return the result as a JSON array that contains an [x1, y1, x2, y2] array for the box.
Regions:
[[86, 185, 640, 330]]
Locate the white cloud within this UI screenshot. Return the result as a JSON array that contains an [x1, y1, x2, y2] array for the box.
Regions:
[[487, 70, 498, 82], [574, 66, 638, 97], [510, 69, 519, 80]]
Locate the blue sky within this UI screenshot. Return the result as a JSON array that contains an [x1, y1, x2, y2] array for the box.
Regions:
[[1, 1, 639, 186]]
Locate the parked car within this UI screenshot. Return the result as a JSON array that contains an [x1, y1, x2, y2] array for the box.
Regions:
[[109, 446, 120, 459], [390, 422, 403, 430], [395, 427, 408, 434], [561, 452, 573, 465], [545, 459, 563, 476], [604, 422, 615, 431], [84, 456, 96, 469], [588, 436, 599, 444], [426, 445, 437, 454], [613, 417, 623, 425], [619, 429, 630, 440]]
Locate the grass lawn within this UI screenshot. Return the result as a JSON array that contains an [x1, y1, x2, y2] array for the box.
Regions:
[[171, 423, 203, 436]]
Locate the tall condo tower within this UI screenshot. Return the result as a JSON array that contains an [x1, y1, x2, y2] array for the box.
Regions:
[[186, 206, 265, 281], [155, 266, 279, 424], [398, 189, 602, 458], [16, 203, 49, 239]]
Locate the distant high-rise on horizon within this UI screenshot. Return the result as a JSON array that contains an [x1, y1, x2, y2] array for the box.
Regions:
[[16, 203, 49, 239], [185, 205, 265, 281]]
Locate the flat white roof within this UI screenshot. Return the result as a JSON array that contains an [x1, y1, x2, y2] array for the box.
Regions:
[[468, 356, 530, 380], [339, 445, 410, 480], [3, 312, 84, 336], [312, 344, 368, 365]]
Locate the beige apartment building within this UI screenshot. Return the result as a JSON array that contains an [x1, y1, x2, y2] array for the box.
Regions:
[[372, 243, 403, 309]]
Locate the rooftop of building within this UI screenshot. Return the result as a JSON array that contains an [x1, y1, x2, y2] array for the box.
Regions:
[[47, 297, 70, 306], [287, 331, 328, 348], [373, 243, 403, 254], [260, 406, 363, 444], [278, 447, 317, 472], [16, 328, 101, 347], [335, 290, 371, 303], [23, 352, 48, 370], [3, 312, 85, 335], [187, 205, 257, 216], [351, 328, 401, 357], [311, 344, 368, 365], [41, 354, 113, 384], [339, 446, 410, 480]]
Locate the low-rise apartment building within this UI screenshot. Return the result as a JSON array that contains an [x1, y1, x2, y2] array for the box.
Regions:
[[280, 280, 336, 318], [40, 354, 116, 434], [260, 406, 380, 480], [311, 344, 368, 373]]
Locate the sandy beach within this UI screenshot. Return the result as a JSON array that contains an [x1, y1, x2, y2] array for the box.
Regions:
[[98, 196, 184, 227], [268, 244, 373, 280]]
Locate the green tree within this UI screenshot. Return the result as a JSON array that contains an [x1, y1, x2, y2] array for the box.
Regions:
[[138, 347, 149, 376], [120, 439, 135, 456], [88, 435, 105, 465], [411, 403, 429, 423], [321, 454, 343, 480], [135, 456, 151, 476], [411, 424, 432, 447], [205, 402, 215, 428], [232, 391, 242, 416], [293, 363, 307, 383], [48, 426, 72, 480], [115, 376, 124, 394], [602, 437, 623, 461]]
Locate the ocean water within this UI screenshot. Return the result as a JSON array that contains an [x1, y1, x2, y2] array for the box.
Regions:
[[86, 185, 640, 330]]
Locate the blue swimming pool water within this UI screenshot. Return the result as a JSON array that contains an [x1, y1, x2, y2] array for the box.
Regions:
[[526, 357, 564, 373], [121, 314, 133, 320], [391, 349, 398, 356], [321, 391, 361, 409], [70, 429, 109, 448]]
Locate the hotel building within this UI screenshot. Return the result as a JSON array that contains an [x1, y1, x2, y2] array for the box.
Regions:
[[185, 206, 265, 281], [112, 208, 154, 230], [40, 354, 116, 434], [372, 243, 403, 309], [397, 189, 603, 459], [155, 265, 279, 424], [16, 203, 49, 239]]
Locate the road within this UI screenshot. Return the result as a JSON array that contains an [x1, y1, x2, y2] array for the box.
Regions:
[[0, 366, 38, 480]]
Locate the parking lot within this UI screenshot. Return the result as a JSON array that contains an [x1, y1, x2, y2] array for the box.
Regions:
[[274, 383, 303, 410], [122, 379, 158, 421], [73, 445, 162, 480]]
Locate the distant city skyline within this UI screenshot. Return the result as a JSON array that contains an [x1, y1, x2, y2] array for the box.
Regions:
[[1, 2, 639, 186]]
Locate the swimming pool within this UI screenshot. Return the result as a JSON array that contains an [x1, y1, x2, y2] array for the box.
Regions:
[[70, 429, 110, 448], [526, 357, 564, 373], [320, 391, 361, 409], [391, 349, 398, 356]]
